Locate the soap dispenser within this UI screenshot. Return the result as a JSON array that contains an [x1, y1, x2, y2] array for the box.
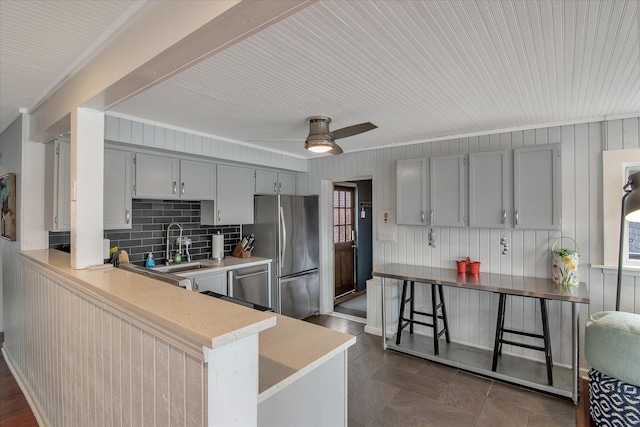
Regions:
[[145, 252, 155, 268]]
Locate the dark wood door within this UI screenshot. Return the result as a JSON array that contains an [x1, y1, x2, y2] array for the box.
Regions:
[[333, 186, 356, 298]]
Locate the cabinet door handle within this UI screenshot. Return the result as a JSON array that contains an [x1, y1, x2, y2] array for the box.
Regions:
[[194, 280, 199, 291], [502, 210, 506, 224], [430, 210, 435, 225], [515, 210, 519, 225], [217, 210, 221, 222], [126, 210, 130, 224], [173, 181, 177, 194], [421, 211, 425, 223], [274, 182, 277, 193], [279, 182, 282, 193], [181, 182, 185, 195]]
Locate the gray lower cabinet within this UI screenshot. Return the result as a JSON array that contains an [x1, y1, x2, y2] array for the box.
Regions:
[[255, 169, 296, 195], [430, 153, 466, 227], [513, 144, 561, 230], [469, 150, 510, 228], [397, 158, 428, 225], [104, 148, 133, 229], [190, 271, 227, 294]]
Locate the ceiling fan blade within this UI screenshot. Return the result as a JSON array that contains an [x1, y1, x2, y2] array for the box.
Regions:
[[328, 144, 343, 155], [330, 122, 377, 140]]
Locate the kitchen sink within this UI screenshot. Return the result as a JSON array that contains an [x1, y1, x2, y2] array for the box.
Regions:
[[151, 262, 204, 274], [118, 263, 192, 288]]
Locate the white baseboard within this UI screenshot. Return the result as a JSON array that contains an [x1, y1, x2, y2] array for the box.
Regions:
[[1, 346, 50, 427], [328, 311, 367, 324], [363, 325, 396, 338]]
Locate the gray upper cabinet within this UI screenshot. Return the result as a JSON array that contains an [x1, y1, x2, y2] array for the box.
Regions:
[[134, 153, 180, 199], [397, 158, 428, 225], [104, 149, 133, 229], [134, 153, 215, 200], [430, 154, 466, 227], [469, 150, 509, 228], [255, 169, 296, 195], [180, 159, 215, 200], [46, 142, 134, 231], [513, 144, 561, 230], [277, 172, 296, 195], [202, 164, 254, 225], [45, 139, 71, 231]]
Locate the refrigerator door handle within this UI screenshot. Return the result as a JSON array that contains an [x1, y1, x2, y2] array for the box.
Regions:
[[279, 206, 286, 270]]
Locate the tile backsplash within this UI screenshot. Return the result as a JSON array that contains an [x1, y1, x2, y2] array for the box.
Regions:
[[49, 199, 240, 266]]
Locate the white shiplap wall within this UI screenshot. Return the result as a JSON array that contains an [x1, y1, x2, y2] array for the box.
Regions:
[[3, 255, 206, 426], [297, 117, 640, 369], [104, 115, 307, 172]]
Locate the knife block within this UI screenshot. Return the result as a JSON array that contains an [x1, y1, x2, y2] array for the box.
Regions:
[[232, 242, 252, 258]]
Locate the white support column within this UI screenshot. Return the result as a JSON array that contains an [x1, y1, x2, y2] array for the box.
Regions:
[[20, 114, 48, 251], [206, 334, 259, 426], [70, 108, 104, 269]]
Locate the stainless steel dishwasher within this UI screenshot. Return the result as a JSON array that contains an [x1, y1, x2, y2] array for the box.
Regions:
[[228, 264, 271, 309]]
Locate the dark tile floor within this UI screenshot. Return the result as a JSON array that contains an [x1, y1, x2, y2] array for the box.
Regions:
[[304, 314, 577, 427]]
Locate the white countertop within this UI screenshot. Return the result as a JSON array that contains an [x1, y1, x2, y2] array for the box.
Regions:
[[21, 249, 355, 398], [20, 249, 277, 350], [258, 314, 355, 402]]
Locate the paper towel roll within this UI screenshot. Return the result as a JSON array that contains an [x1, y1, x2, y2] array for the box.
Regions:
[[211, 233, 224, 261], [103, 238, 110, 260]]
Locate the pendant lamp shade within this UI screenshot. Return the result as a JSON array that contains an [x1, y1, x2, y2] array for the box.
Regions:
[[623, 171, 640, 222], [616, 171, 640, 311]]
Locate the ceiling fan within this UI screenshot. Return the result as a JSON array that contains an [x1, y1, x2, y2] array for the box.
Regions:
[[304, 117, 377, 155]]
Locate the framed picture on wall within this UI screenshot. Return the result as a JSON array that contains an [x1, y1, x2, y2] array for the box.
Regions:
[[1, 172, 16, 241]]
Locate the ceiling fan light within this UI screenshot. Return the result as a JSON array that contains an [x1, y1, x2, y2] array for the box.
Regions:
[[306, 140, 333, 153]]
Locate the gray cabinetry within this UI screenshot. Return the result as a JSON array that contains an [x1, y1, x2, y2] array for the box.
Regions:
[[255, 169, 296, 195], [104, 148, 133, 229], [45, 139, 71, 231], [469, 150, 509, 228], [46, 142, 134, 231], [190, 271, 227, 294], [513, 144, 561, 230], [277, 172, 296, 195], [430, 154, 466, 227], [180, 159, 215, 200], [134, 153, 215, 200], [134, 153, 180, 199], [202, 164, 254, 225], [397, 158, 428, 225]]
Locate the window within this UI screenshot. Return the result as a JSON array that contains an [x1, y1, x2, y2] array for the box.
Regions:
[[603, 149, 640, 268], [625, 165, 640, 264], [333, 186, 354, 243]]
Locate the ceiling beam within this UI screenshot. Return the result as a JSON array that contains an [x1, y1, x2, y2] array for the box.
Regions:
[[29, 0, 315, 143]]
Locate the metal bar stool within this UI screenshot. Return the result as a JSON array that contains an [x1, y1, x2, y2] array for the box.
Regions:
[[491, 294, 553, 385], [396, 280, 450, 356]]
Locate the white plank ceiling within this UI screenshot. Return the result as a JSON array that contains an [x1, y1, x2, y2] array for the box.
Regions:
[[0, 0, 147, 134], [1, 1, 639, 158]]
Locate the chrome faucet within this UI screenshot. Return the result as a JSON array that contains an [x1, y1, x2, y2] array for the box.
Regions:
[[165, 222, 183, 265]]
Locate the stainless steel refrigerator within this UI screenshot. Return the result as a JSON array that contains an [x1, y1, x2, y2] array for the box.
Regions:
[[244, 195, 319, 319]]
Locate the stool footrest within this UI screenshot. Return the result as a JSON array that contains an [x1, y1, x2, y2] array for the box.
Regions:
[[399, 318, 434, 329], [501, 328, 545, 340], [499, 339, 546, 352]]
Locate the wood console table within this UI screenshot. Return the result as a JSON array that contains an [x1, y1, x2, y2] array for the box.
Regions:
[[373, 263, 590, 403]]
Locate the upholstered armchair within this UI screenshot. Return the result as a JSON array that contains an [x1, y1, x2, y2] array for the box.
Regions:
[[585, 311, 640, 426]]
